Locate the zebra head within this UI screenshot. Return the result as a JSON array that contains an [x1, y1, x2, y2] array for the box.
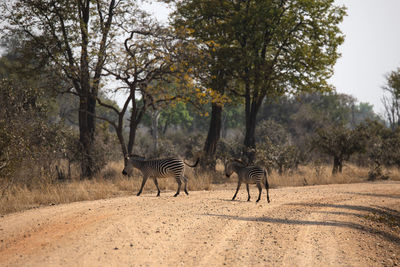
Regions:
[[225, 160, 234, 178], [225, 159, 246, 177], [122, 154, 145, 176], [122, 156, 132, 176]]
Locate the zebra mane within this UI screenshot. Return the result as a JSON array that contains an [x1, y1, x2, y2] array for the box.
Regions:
[[129, 154, 146, 160], [232, 158, 247, 166]]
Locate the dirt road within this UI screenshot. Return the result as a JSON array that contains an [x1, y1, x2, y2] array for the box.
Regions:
[[1, 181, 399, 266]]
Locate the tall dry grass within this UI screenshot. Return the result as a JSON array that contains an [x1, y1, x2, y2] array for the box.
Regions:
[[0, 160, 213, 215], [1, 161, 399, 215], [269, 163, 367, 187], [267, 163, 400, 188]]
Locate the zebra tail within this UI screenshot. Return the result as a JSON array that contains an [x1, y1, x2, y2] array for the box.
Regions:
[[184, 158, 200, 168]]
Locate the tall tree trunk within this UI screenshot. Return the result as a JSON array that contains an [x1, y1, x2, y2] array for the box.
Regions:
[[127, 120, 139, 156], [202, 103, 223, 168], [78, 93, 96, 178], [243, 94, 263, 163], [127, 99, 145, 155], [221, 112, 227, 139], [77, 0, 96, 179], [116, 124, 127, 157], [151, 110, 161, 155]]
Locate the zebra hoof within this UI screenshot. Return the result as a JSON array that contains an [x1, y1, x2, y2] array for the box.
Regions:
[[173, 193, 179, 197], [184, 191, 189, 195]]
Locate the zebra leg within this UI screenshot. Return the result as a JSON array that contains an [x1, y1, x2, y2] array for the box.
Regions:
[[232, 181, 241, 201], [256, 183, 262, 202], [137, 176, 148, 196], [183, 176, 189, 195], [264, 179, 270, 203], [174, 177, 182, 197], [153, 178, 161, 197], [246, 184, 251, 201]]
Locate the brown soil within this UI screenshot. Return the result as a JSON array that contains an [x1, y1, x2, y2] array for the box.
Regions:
[[1, 181, 399, 266]]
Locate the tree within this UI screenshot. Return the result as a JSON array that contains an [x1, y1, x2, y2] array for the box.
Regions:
[[170, 0, 346, 163], [362, 120, 400, 179], [256, 92, 378, 154], [382, 67, 400, 130], [1, 0, 124, 178], [312, 124, 368, 174], [170, 0, 237, 168], [233, 0, 345, 161], [98, 16, 200, 157], [0, 34, 57, 178]]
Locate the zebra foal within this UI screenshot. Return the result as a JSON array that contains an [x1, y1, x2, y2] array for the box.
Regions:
[[122, 155, 199, 197], [225, 159, 270, 203]]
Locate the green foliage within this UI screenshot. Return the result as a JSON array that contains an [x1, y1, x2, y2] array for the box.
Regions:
[[312, 123, 369, 174], [1, 0, 142, 177], [256, 119, 290, 145], [170, 0, 346, 160], [223, 103, 245, 130], [254, 120, 301, 174], [173, 0, 345, 94], [142, 101, 194, 133], [216, 139, 245, 163], [140, 101, 245, 136], [0, 78, 66, 179], [134, 130, 205, 159], [361, 120, 400, 180], [257, 92, 381, 153]]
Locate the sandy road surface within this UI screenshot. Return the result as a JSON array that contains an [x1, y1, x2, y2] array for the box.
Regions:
[[1, 181, 399, 266]]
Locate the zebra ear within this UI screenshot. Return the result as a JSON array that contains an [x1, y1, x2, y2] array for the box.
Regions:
[[233, 158, 244, 165]]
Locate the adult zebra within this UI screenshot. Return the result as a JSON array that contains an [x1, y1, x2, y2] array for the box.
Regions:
[[122, 155, 199, 197], [225, 159, 270, 203]]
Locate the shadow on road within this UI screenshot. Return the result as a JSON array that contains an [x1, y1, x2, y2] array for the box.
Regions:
[[216, 198, 248, 203], [202, 203, 400, 245], [287, 203, 400, 226], [344, 192, 400, 199]]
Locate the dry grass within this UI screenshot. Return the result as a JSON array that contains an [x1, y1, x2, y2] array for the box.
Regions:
[[0, 179, 121, 215], [0, 160, 213, 215], [385, 167, 400, 181], [267, 164, 400, 188], [268, 163, 367, 187], [1, 161, 399, 215]]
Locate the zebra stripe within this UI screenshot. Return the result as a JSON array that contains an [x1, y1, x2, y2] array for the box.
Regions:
[[225, 160, 270, 203], [122, 155, 198, 197]]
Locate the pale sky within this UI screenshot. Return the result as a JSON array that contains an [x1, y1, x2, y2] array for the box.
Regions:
[[143, 1, 400, 115], [331, 0, 400, 114]]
